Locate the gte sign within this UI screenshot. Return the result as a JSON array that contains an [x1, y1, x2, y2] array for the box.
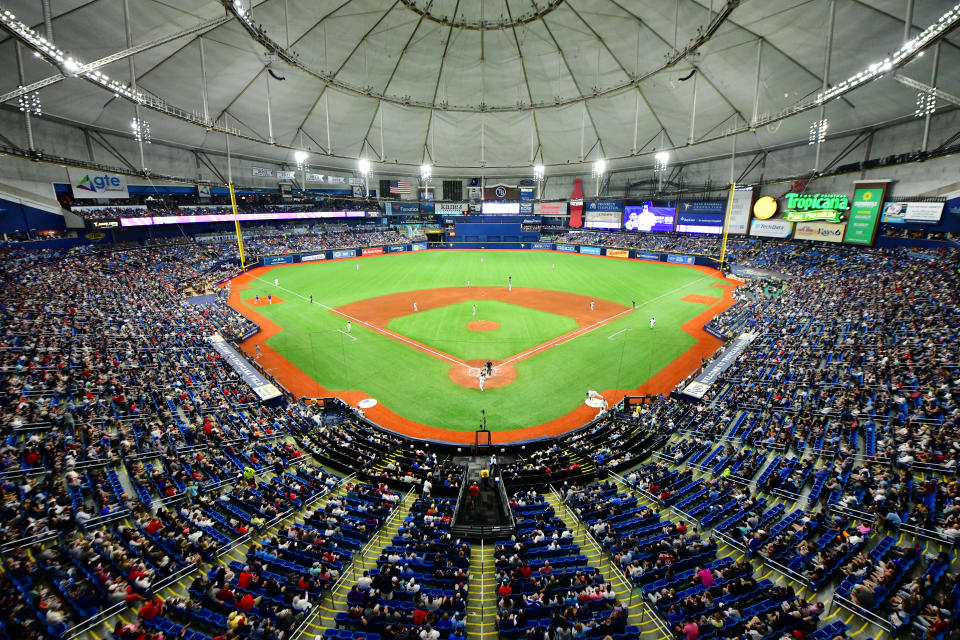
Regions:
[[782, 193, 849, 223], [67, 168, 129, 199]]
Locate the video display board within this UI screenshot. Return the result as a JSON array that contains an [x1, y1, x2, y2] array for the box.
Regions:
[[622, 201, 676, 232]]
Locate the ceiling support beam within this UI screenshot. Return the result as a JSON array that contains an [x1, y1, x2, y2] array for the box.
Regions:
[[814, 0, 836, 174]]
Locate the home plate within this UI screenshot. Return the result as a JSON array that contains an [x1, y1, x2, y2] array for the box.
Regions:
[[358, 398, 378, 409]]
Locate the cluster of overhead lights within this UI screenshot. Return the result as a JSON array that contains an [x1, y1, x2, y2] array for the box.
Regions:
[[294, 150, 308, 169], [818, 4, 960, 104], [357, 158, 371, 176], [232, 0, 251, 20], [420, 164, 432, 182], [915, 90, 937, 118], [654, 151, 670, 173], [131, 118, 151, 144], [808, 119, 828, 145], [1, 8, 144, 103], [592, 158, 606, 178], [17, 87, 41, 116], [533, 165, 545, 181]]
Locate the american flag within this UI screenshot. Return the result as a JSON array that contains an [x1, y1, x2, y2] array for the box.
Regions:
[[390, 180, 411, 195]]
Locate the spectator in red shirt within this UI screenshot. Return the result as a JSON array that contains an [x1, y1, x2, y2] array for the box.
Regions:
[[138, 597, 163, 621]]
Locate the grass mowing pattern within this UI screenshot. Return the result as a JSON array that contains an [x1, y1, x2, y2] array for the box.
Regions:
[[385, 300, 578, 362], [241, 251, 722, 432]]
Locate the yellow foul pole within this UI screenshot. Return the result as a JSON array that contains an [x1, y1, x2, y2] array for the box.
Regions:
[[719, 183, 736, 273], [229, 183, 246, 269]]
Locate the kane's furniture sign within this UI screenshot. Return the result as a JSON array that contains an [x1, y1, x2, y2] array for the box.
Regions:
[[68, 168, 129, 199]]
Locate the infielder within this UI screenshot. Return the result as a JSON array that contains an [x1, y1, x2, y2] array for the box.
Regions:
[[590, 300, 595, 312], [255, 344, 262, 359], [472, 304, 477, 317], [413, 301, 418, 312], [347, 321, 352, 333], [274, 277, 279, 287]]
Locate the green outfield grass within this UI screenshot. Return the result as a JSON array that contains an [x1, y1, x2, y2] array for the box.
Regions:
[[241, 250, 725, 434], [385, 300, 578, 361]]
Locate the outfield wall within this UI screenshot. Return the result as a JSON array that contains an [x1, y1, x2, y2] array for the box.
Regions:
[[251, 241, 721, 269]]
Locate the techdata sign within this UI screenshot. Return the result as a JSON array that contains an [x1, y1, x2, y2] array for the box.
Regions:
[[782, 193, 849, 223], [67, 168, 129, 199], [749, 219, 793, 238], [333, 249, 356, 259]]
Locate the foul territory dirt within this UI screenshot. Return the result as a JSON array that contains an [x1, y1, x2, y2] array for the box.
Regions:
[[226, 262, 739, 444]]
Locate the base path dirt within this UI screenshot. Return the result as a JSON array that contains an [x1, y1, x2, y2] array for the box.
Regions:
[[449, 360, 517, 389], [226, 263, 740, 444]]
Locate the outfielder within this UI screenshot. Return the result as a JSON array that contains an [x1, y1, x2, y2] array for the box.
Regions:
[[650, 317, 656, 329]]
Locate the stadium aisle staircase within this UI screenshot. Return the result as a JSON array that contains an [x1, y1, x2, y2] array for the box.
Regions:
[[465, 542, 497, 640], [541, 493, 652, 633], [561, 446, 596, 475], [318, 491, 416, 630]]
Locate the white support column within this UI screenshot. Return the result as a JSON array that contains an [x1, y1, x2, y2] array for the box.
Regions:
[[688, 71, 698, 145], [751, 39, 763, 126], [904, 0, 914, 43], [199, 38, 210, 124], [814, 0, 836, 174], [324, 93, 332, 154], [265, 74, 274, 144], [123, 0, 145, 171]]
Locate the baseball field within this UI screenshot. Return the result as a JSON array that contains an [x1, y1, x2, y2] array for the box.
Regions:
[[227, 250, 735, 443]]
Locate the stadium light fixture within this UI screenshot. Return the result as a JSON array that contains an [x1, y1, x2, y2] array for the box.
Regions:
[[592, 158, 606, 177], [420, 164, 432, 182], [294, 150, 308, 168], [655, 151, 670, 168], [131, 118, 151, 144], [533, 165, 545, 181], [358, 158, 371, 175]]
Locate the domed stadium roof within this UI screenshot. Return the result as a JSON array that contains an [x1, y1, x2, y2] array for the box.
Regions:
[[1, 0, 958, 174]]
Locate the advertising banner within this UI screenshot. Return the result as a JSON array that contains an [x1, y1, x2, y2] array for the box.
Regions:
[[584, 200, 623, 230], [793, 221, 847, 243], [263, 255, 294, 266], [436, 202, 468, 215], [667, 254, 695, 265], [67, 168, 130, 199], [531, 243, 553, 250], [535, 202, 566, 216], [569, 179, 584, 228], [726, 187, 754, 235], [301, 253, 326, 262], [277, 170, 296, 180], [555, 244, 576, 252], [880, 201, 945, 224], [361, 247, 384, 256], [481, 202, 521, 214], [388, 245, 406, 253], [636, 252, 661, 262], [519, 202, 534, 214], [606, 249, 629, 258], [251, 167, 274, 177], [207, 334, 282, 401], [91, 220, 120, 229], [681, 332, 756, 399], [484, 185, 521, 200], [333, 249, 356, 259], [520, 187, 535, 201], [387, 202, 420, 216], [122, 210, 365, 226], [676, 200, 726, 234], [623, 201, 676, 232], [580, 246, 603, 255], [844, 181, 888, 245], [749, 218, 793, 238], [411, 243, 427, 251]]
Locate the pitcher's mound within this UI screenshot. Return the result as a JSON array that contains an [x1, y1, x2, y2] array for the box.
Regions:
[[449, 360, 517, 389], [466, 320, 500, 331]]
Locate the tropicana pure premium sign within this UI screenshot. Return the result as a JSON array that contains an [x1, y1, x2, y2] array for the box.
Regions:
[[782, 193, 849, 223]]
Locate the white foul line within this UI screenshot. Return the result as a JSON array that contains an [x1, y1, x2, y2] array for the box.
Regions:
[[252, 276, 469, 368], [608, 327, 632, 340], [335, 329, 357, 341]]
